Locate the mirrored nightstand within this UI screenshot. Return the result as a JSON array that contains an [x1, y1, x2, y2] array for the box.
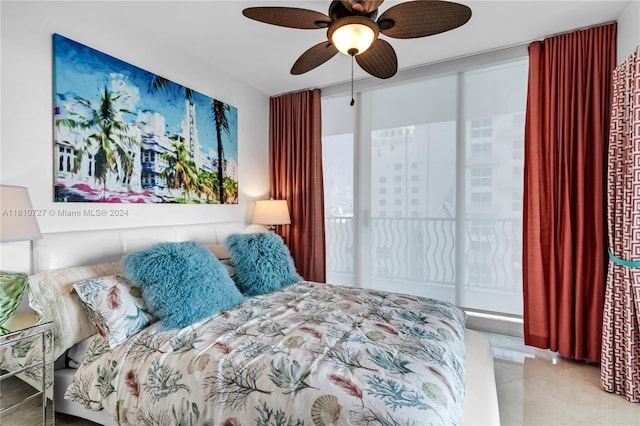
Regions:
[[0, 321, 54, 425]]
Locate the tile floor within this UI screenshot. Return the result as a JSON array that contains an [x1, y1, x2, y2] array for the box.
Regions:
[[487, 332, 639, 425], [52, 332, 640, 425]]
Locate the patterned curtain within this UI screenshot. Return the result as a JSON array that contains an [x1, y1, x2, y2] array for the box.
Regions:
[[601, 46, 640, 403]]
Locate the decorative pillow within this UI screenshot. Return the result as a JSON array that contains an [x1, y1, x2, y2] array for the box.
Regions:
[[219, 258, 238, 283], [121, 241, 244, 330], [206, 244, 232, 260], [207, 244, 237, 283], [225, 232, 301, 296], [28, 261, 123, 360], [67, 335, 95, 368], [73, 275, 153, 348]]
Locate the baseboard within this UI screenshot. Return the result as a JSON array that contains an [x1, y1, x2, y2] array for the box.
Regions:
[[465, 309, 523, 338]]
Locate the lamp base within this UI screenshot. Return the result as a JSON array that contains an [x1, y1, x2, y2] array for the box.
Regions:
[[0, 271, 28, 335]]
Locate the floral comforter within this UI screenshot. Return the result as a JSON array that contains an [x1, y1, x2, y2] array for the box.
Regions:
[[65, 281, 467, 425]]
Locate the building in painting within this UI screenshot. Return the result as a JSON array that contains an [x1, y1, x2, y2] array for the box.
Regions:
[[137, 110, 172, 194], [181, 99, 202, 170], [54, 101, 143, 202], [54, 97, 236, 203]]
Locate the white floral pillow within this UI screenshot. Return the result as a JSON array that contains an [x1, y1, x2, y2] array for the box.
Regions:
[[28, 261, 123, 359], [73, 275, 153, 348]]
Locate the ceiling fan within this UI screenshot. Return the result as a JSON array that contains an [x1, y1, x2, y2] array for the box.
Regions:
[[242, 0, 472, 80]]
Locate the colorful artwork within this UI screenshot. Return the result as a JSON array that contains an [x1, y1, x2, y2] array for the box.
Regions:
[[52, 34, 238, 204]]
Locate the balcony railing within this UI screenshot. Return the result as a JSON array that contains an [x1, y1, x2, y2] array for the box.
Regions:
[[325, 216, 522, 292]]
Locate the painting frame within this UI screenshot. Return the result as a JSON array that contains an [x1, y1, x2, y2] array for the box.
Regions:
[[52, 33, 238, 204]]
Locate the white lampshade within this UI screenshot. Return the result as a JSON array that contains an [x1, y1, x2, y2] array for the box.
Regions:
[[331, 23, 375, 55], [0, 185, 42, 242], [253, 200, 291, 228], [329, 17, 379, 56]]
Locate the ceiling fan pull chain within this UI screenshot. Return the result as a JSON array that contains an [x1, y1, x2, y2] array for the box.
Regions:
[[350, 53, 355, 106]]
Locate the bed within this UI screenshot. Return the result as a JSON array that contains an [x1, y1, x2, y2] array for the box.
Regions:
[[8, 222, 499, 425]]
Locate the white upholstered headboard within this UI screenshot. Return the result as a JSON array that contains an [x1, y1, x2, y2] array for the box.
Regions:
[[32, 221, 246, 273]]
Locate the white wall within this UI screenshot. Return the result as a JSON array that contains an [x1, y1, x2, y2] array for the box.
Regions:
[[617, 0, 640, 64], [0, 1, 270, 272]]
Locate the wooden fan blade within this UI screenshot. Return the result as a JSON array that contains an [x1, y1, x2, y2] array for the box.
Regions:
[[291, 41, 339, 75], [378, 1, 471, 39], [242, 7, 332, 29], [355, 38, 397, 79]]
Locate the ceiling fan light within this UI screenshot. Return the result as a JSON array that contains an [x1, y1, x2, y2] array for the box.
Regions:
[[329, 18, 378, 56], [332, 23, 375, 55]]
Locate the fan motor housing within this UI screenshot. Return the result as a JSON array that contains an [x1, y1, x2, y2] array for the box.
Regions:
[[329, 0, 379, 20]]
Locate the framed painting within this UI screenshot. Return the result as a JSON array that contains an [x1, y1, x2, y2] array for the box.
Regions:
[[52, 33, 238, 204]]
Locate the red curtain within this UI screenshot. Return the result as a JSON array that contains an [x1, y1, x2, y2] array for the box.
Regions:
[[522, 23, 616, 362], [269, 89, 326, 283]]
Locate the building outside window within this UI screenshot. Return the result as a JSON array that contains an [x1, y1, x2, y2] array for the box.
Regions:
[[323, 54, 528, 318]]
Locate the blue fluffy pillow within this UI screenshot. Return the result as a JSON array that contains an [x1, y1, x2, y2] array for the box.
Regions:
[[121, 241, 244, 329], [225, 232, 301, 296]]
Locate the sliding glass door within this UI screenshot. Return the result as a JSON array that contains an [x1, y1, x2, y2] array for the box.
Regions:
[[322, 95, 355, 287], [322, 56, 528, 317]]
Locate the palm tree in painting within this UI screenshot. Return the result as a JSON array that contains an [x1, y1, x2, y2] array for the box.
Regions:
[[223, 176, 238, 204], [197, 169, 218, 203], [151, 76, 193, 103], [56, 87, 137, 200], [150, 77, 236, 204], [160, 141, 198, 201], [212, 99, 232, 204]]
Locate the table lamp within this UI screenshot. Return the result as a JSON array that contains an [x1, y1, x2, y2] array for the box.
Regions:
[[252, 199, 291, 232], [0, 185, 42, 334]]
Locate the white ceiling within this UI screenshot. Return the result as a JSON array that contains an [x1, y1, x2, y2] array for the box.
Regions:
[[115, 0, 629, 96]]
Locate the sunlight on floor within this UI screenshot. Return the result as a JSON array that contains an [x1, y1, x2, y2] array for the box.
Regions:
[[485, 332, 639, 425]]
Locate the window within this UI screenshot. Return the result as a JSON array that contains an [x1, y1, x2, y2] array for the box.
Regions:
[[470, 240, 491, 251], [87, 154, 95, 177], [513, 165, 523, 179], [322, 54, 527, 317], [470, 191, 492, 207], [470, 167, 492, 187], [471, 118, 493, 138], [512, 190, 523, 212], [513, 142, 524, 160], [322, 96, 355, 286], [58, 146, 74, 173], [470, 222, 493, 236], [470, 141, 492, 158]]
